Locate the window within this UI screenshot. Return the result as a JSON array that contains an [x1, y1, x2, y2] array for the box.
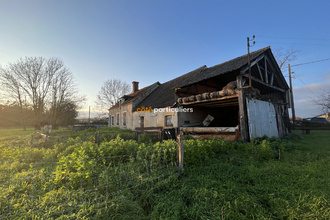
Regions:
[[165, 116, 173, 127], [139, 116, 144, 128], [117, 113, 119, 125], [111, 116, 114, 125], [123, 112, 127, 126]]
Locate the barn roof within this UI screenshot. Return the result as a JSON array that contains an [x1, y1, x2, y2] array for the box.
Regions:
[[134, 46, 272, 110]]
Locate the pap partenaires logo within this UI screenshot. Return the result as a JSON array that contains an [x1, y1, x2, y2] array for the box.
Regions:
[[137, 106, 193, 113]]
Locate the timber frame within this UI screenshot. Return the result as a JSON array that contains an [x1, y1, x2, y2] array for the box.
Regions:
[[177, 48, 290, 141]]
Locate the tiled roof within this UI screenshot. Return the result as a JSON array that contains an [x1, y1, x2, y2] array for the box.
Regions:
[[109, 84, 154, 110]]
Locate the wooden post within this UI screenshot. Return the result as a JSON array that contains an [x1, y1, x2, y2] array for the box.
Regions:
[[177, 134, 184, 170], [94, 131, 100, 146], [288, 64, 296, 126], [97, 131, 100, 146], [30, 134, 34, 147], [238, 87, 249, 141], [135, 129, 139, 141], [247, 37, 252, 87]]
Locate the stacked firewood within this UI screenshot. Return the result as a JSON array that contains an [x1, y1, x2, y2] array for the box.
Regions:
[[177, 81, 238, 104]]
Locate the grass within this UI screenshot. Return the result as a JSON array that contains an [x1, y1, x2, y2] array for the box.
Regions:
[[0, 128, 329, 219], [0, 127, 35, 138], [141, 131, 330, 219]]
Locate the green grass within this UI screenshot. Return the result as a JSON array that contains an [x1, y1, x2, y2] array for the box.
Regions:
[[144, 131, 330, 219], [0, 127, 35, 139], [0, 129, 329, 219]]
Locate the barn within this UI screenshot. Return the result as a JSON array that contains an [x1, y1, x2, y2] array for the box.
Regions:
[[109, 46, 291, 141]]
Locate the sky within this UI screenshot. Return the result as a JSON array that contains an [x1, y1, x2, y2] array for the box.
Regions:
[[0, 0, 330, 118]]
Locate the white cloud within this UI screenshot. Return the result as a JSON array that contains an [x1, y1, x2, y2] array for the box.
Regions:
[[292, 77, 330, 118]]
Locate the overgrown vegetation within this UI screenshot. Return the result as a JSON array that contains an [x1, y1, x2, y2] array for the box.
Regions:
[[0, 128, 329, 219]]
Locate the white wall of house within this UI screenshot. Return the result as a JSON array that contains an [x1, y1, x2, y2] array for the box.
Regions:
[[132, 108, 178, 129], [109, 105, 180, 130], [109, 103, 133, 129]]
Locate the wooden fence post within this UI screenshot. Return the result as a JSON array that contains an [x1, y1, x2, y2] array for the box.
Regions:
[[95, 132, 100, 146], [135, 129, 139, 141], [177, 134, 184, 170], [30, 134, 34, 147]]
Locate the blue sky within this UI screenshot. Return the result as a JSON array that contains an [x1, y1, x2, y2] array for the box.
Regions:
[[1, 0, 330, 118]]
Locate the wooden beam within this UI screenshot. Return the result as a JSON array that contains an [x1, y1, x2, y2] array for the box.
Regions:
[[270, 71, 274, 85], [238, 87, 249, 141], [181, 126, 238, 133], [237, 76, 243, 88], [245, 75, 285, 93], [256, 62, 264, 82], [265, 53, 289, 89], [264, 56, 268, 84], [180, 94, 238, 106], [189, 134, 238, 141], [240, 54, 265, 74]]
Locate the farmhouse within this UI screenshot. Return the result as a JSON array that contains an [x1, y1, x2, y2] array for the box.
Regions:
[[109, 46, 291, 141]]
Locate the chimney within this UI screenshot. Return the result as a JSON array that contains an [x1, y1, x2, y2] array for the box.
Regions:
[[132, 81, 139, 93]]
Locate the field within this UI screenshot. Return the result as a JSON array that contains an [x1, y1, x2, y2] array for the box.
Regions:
[[0, 128, 329, 219]]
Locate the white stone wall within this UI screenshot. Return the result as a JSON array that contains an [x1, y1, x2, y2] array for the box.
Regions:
[[132, 108, 178, 129], [109, 103, 133, 129]]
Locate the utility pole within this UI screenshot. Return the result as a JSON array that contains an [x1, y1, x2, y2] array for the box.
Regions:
[[288, 64, 296, 126], [247, 36, 255, 87], [89, 106, 91, 125]]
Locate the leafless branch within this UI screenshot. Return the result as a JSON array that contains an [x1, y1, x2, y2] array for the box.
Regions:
[[96, 79, 131, 112], [273, 47, 299, 69]]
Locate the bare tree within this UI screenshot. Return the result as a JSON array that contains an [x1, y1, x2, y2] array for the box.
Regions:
[[0, 57, 83, 129], [4, 57, 54, 129], [96, 79, 131, 111], [0, 66, 27, 130], [273, 47, 299, 70], [47, 58, 83, 128], [315, 89, 330, 113]]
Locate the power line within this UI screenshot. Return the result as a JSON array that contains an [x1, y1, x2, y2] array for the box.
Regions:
[[281, 57, 330, 70], [293, 73, 318, 96], [291, 58, 330, 67], [257, 41, 330, 47], [257, 35, 330, 41]]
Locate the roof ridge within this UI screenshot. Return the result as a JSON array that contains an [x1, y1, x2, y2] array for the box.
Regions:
[[124, 81, 159, 97], [161, 65, 207, 85], [208, 46, 270, 70]]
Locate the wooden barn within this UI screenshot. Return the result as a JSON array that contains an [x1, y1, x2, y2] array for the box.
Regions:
[[109, 46, 291, 141]]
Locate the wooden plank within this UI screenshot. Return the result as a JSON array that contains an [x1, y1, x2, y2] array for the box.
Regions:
[[177, 134, 184, 170], [135, 126, 163, 131], [190, 134, 238, 141], [186, 99, 239, 108], [180, 94, 238, 106], [181, 126, 238, 133]]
